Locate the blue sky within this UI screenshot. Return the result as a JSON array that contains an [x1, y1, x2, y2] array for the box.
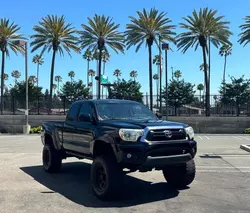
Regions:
[[2, 0, 250, 95]]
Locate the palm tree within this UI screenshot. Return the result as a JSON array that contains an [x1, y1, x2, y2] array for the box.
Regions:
[[11, 70, 21, 85], [54, 75, 62, 94], [125, 8, 176, 110], [68, 71, 75, 84], [88, 69, 95, 96], [130, 70, 138, 82], [1, 73, 9, 80], [52, 84, 57, 96], [113, 69, 121, 81], [32, 54, 44, 87], [197, 83, 204, 102], [238, 15, 250, 47], [102, 50, 110, 75], [83, 50, 93, 87], [219, 44, 232, 84], [174, 70, 182, 81], [30, 15, 80, 111], [78, 14, 125, 99], [176, 8, 232, 116], [153, 74, 159, 108], [0, 18, 25, 114], [28, 75, 37, 85]]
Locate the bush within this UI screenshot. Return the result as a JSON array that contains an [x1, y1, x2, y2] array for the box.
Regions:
[[30, 126, 42, 134], [244, 128, 250, 134]]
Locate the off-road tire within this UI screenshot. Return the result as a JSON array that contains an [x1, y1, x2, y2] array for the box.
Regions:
[[162, 159, 196, 188], [42, 144, 62, 173], [91, 155, 123, 200]]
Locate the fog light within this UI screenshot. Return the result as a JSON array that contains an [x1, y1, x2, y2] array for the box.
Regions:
[[127, 153, 132, 159]]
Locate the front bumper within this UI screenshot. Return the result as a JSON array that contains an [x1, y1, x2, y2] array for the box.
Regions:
[[116, 139, 197, 171]]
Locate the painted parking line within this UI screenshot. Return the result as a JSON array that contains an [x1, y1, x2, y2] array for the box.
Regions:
[[198, 136, 203, 140], [197, 136, 210, 140], [232, 136, 243, 140], [238, 136, 250, 140]]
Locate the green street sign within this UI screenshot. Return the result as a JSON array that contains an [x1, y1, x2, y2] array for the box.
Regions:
[[101, 75, 109, 83]]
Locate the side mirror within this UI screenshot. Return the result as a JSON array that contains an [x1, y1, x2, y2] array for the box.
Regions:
[[79, 113, 92, 122], [156, 112, 162, 119]]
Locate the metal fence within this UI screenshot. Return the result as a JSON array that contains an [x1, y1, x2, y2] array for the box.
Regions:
[[1, 95, 250, 116]]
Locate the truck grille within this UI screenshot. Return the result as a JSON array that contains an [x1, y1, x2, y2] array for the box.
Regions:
[[146, 128, 186, 141]]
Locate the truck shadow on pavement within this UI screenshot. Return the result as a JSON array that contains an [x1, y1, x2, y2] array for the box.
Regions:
[[20, 161, 181, 207]]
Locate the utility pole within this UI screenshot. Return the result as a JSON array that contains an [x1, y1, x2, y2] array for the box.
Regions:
[[159, 35, 162, 114], [162, 43, 169, 120]]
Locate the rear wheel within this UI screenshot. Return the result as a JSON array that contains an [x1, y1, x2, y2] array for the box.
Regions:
[[162, 159, 196, 188], [42, 144, 62, 173], [91, 155, 123, 200]]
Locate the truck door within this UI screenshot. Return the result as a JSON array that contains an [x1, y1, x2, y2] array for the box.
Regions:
[[71, 102, 95, 155], [63, 102, 81, 151]]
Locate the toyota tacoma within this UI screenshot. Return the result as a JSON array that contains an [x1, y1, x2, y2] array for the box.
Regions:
[[41, 99, 197, 199]]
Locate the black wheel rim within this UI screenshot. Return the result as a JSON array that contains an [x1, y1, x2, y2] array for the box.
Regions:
[[95, 165, 107, 192], [43, 148, 50, 169]]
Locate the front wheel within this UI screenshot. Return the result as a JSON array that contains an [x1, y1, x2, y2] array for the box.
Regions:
[[162, 159, 196, 188], [91, 155, 123, 200], [42, 144, 62, 173]]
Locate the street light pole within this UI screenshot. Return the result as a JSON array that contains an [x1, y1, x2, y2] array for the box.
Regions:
[[159, 35, 162, 115], [25, 42, 28, 128], [162, 43, 169, 120], [16, 40, 30, 134]]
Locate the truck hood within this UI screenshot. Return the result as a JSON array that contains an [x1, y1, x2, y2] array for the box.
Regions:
[[100, 119, 187, 129]]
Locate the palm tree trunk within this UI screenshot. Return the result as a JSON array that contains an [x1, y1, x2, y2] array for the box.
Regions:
[[202, 46, 210, 116], [37, 63, 39, 87], [1, 51, 5, 115], [91, 76, 94, 96], [102, 62, 106, 98], [199, 90, 201, 102], [57, 81, 59, 95], [148, 44, 153, 110], [49, 50, 56, 112], [98, 49, 102, 99], [223, 55, 227, 84], [87, 60, 89, 87]]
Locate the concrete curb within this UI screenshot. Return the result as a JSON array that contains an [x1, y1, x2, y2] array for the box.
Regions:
[[240, 144, 250, 153]]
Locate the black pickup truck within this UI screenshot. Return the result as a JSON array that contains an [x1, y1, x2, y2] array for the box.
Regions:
[[41, 99, 197, 199]]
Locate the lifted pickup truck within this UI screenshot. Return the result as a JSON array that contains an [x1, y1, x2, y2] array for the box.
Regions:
[[41, 99, 197, 199]]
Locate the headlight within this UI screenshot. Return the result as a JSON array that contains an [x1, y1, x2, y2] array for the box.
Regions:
[[185, 126, 195, 140], [119, 129, 144, 142]]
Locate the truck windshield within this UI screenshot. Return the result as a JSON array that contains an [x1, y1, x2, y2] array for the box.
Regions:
[[95, 102, 158, 121]]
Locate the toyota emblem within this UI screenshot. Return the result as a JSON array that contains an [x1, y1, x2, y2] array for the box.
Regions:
[[164, 130, 172, 138]]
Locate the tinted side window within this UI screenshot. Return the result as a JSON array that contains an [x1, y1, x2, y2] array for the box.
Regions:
[[79, 103, 93, 117], [66, 103, 80, 121]]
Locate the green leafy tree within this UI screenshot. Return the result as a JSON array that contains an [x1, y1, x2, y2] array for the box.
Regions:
[[78, 14, 125, 99], [125, 8, 176, 110], [68, 71, 75, 84], [10, 81, 43, 109], [219, 76, 250, 116], [28, 75, 37, 85], [176, 8, 232, 116], [32, 54, 44, 87], [83, 50, 93, 87], [219, 44, 232, 84], [113, 69, 121, 80], [60, 79, 90, 105], [130, 70, 138, 82], [30, 15, 80, 111], [54, 75, 62, 94], [0, 18, 25, 114], [11, 70, 21, 85], [110, 79, 143, 102], [162, 78, 196, 115]]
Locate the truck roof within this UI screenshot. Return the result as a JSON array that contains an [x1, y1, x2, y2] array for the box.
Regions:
[[73, 99, 139, 104]]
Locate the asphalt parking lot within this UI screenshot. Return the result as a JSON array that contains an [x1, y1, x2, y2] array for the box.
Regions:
[[0, 134, 250, 213]]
